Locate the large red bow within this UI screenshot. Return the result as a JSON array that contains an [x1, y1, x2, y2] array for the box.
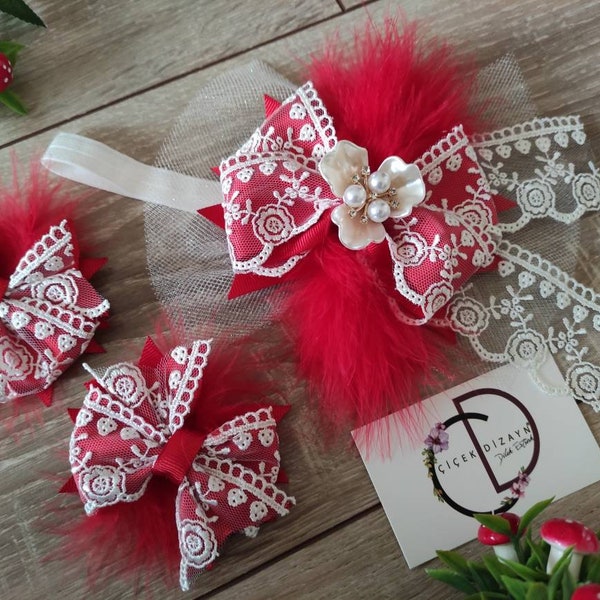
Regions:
[[68, 337, 295, 591], [218, 83, 501, 322], [0, 220, 108, 404]]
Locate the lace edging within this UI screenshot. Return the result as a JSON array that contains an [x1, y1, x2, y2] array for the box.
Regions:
[[471, 115, 583, 147], [415, 126, 468, 174]]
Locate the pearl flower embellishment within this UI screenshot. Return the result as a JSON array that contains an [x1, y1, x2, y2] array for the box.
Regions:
[[319, 141, 426, 250]]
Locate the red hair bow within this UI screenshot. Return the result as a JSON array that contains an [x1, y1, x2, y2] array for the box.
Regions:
[[0, 220, 108, 404], [68, 337, 295, 590], [219, 83, 500, 323]]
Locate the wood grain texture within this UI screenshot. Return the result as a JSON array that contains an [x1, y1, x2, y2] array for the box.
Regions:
[[1, 1, 600, 599], [0, 0, 342, 146]]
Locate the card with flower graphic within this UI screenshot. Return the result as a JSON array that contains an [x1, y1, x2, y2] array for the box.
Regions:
[[352, 357, 600, 568]]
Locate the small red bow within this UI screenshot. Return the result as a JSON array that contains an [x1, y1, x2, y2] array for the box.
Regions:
[[0, 220, 108, 405], [67, 337, 295, 590], [216, 83, 505, 322]]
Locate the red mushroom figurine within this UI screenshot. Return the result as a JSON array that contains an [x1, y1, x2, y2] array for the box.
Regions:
[[477, 512, 520, 562], [572, 583, 600, 600], [540, 518, 599, 579]]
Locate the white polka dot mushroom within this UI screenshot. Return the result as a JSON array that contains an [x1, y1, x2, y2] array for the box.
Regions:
[[477, 512, 520, 562], [540, 518, 599, 579], [572, 583, 600, 600]]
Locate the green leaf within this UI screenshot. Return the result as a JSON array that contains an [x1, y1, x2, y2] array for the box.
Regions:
[[0, 89, 27, 114], [582, 554, 600, 583], [468, 562, 500, 591], [464, 593, 511, 600], [524, 534, 549, 571], [525, 582, 549, 600], [0, 0, 45, 26], [436, 550, 471, 576], [501, 557, 548, 582], [561, 568, 576, 599], [474, 514, 513, 536], [518, 498, 554, 536], [0, 40, 24, 65], [500, 576, 530, 600], [483, 555, 514, 586], [426, 568, 478, 593]]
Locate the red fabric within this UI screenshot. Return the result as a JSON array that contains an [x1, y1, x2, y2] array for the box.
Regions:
[[221, 80, 496, 322], [79, 257, 108, 280], [0, 163, 109, 405], [0, 219, 109, 403], [218, 18, 497, 445], [38, 388, 53, 407], [84, 339, 105, 354], [65, 337, 294, 589], [60, 476, 78, 494], [198, 204, 226, 229], [151, 428, 207, 485], [67, 407, 79, 423], [264, 94, 281, 117]]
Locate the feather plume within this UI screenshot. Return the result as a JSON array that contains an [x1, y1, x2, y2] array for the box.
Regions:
[[0, 158, 79, 278], [278, 17, 482, 447], [57, 333, 289, 589]]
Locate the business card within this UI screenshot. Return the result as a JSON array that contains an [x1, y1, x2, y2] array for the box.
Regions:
[[352, 358, 600, 567]]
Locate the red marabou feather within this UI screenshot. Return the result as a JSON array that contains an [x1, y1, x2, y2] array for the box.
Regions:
[[279, 18, 481, 447], [0, 159, 79, 278], [279, 231, 455, 451], [60, 336, 286, 590], [306, 17, 481, 165], [0, 161, 97, 416]]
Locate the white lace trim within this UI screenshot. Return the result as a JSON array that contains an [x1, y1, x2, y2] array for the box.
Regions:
[[6, 297, 101, 337], [299, 81, 337, 160], [193, 455, 294, 517], [415, 126, 469, 175], [497, 241, 600, 312], [472, 115, 595, 230], [204, 406, 277, 446], [446, 239, 600, 409], [176, 481, 219, 592], [168, 340, 211, 434], [0, 220, 108, 401], [79, 380, 168, 443], [471, 116, 583, 146], [8, 220, 73, 288], [389, 127, 498, 322], [220, 82, 339, 278]]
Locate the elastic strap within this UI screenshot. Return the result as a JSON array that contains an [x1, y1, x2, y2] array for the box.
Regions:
[[42, 132, 222, 213]]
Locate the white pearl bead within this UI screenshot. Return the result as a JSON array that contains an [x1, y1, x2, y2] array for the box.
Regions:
[[343, 184, 367, 208], [366, 199, 391, 223], [367, 170, 391, 194]]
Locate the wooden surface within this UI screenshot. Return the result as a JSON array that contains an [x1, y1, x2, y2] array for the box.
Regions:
[[1, 1, 600, 599]]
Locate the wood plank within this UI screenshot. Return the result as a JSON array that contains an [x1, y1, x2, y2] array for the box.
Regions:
[[1, 1, 600, 599], [0, 0, 342, 146], [207, 477, 600, 600]]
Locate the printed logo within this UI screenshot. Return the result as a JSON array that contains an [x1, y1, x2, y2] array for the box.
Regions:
[[422, 388, 540, 516]]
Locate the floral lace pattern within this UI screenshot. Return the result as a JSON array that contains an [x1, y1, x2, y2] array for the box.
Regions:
[[220, 79, 600, 409], [472, 116, 598, 231], [221, 86, 503, 322], [445, 236, 600, 409], [69, 338, 295, 591], [220, 82, 338, 277], [428, 115, 600, 410], [0, 220, 109, 402], [388, 127, 499, 322]]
